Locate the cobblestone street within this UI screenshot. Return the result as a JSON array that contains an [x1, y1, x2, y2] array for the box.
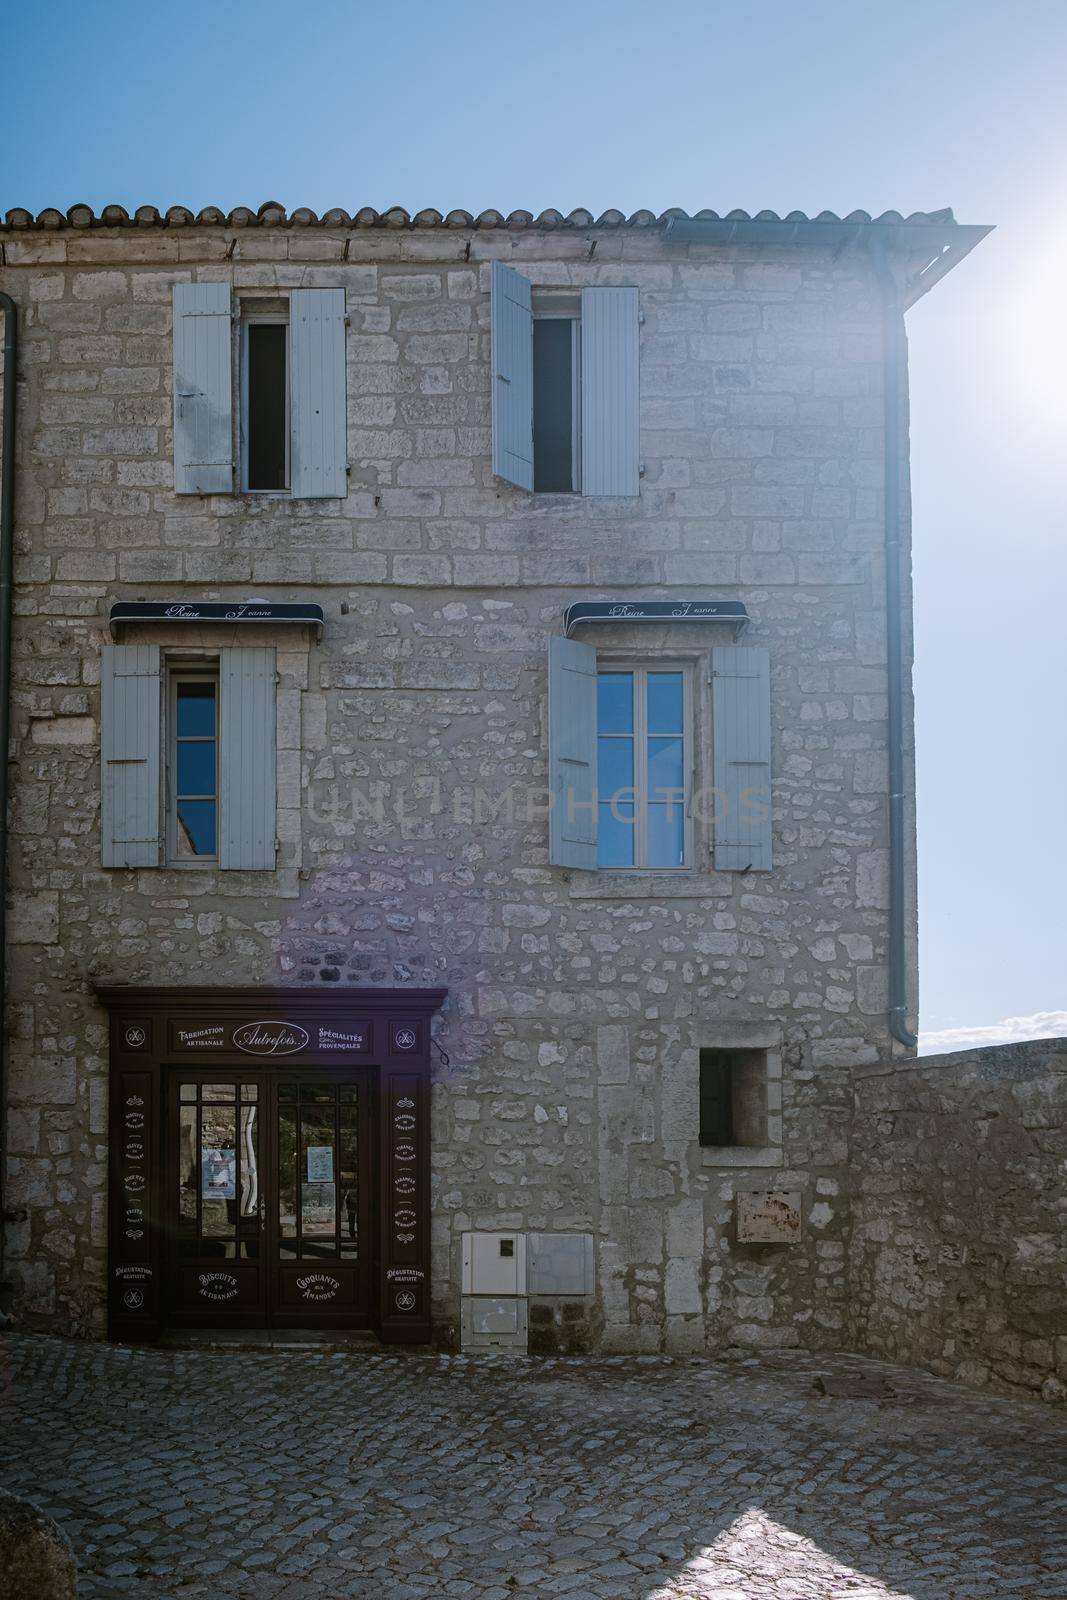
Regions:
[[1, 1334, 1064, 1599]]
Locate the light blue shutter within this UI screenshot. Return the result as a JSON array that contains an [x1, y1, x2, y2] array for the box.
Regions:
[[491, 261, 534, 490], [290, 288, 347, 498], [173, 283, 233, 494], [581, 287, 640, 497], [548, 636, 598, 869], [219, 647, 276, 870], [101, 644, 161, 868], [712, 646, 772, 871]]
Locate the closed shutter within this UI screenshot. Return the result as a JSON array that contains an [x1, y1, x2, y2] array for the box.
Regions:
[[219, 647, 276, 870], [173, 283, 233, 494], [290, 288, 347, 498], [548, 635, 598, 869], [581, 287, 639, 497], [101, 644, 161, 868], [712, 645, 772, 871], [491, 261, 534, 490]]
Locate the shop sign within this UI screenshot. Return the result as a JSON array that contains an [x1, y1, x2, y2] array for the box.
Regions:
[[233, 1021, 310, 1056]]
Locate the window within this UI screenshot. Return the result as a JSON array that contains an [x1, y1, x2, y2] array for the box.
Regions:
[[173, 284, 347, 498], [168, 670, 219, 863], [699, 1050, 769, 1148], [241, 309, 289, 492], [597, 666, 689, 869], [101, 644, 277, 872], [533, 299, 580, 492], [491, 263, 639, 496]]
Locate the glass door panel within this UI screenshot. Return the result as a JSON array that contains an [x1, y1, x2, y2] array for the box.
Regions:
[[175, 1080, 262, 1260], [275, 1081, 357, 1262]]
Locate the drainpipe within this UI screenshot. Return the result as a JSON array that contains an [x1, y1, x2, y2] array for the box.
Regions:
[[0, 291, 16, 1288], [870, 245, 918, 1050]]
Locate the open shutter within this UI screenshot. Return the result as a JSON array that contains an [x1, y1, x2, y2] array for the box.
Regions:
[[101, 644, 161, 868], [548, 635, 598, 869], [581, 287, 639, 497], [173, 283, 233, 494], [712, 645, 772, 871], [219, 647, 276, 870], [491, 261, 534, 490], [290, 288, 347, 498]]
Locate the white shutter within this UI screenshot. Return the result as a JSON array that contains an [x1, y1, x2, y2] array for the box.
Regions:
[[712, 646, 772, 872], [290, 288, 347, 498], [491, 261, 534, 490], [173, 283, 233, 494], [219, 647, 276, 870], [548, 635, 598, 869], [581, 287, 640, 497], [101, 644, 161, 868]]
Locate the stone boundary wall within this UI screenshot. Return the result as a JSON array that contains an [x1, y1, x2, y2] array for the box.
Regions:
[[848, 1038, 1067, 1403]]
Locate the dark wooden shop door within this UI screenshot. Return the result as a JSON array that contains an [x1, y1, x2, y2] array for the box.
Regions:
[[165, 1070, 374, 1328]]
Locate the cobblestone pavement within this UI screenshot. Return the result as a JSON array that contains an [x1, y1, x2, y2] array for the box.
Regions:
[[1, 1334, 1065, 1600]]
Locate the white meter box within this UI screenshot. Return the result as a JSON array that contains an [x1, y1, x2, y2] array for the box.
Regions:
[[461, 1231, 527, 1295], [461, 1297, 529, 1351], [527, 1232, 595, 1295]]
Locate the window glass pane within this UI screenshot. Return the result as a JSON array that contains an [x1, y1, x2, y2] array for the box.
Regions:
[[176, 682, 216, 738], [179, 1083, 197, 1102], [177, 799, 217, 857], [202, 1083, 236, 1101], [301, 1109, 337, 1242], [278, 1105, 297, 1236], [597, 737, 634, 799], [340, 1105, 358, 1256], [247, 322, 288, 491], [647, 672, 683, 734], [648, 736, 684, 797], [176, 741, 216, 798], [533, 318, 574, 492], [239, 1105, 259, 1219], [597, 673, 633, 734], [598, 800, 635, 868], [647, 803, 685, 867], [200, 1105, 236, 1238], [178, 1105, 196, 1231]]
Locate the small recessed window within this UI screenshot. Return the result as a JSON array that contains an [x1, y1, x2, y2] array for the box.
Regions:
[[168, 670, 219, 863], [533, 312, 579, 492], [242, 312, 289, 492], [699, 1050, 768, 1147]]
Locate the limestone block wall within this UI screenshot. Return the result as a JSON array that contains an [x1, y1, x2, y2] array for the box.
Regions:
[[849, 1040, 1067, 1402], [0, 218, 915, 1348]]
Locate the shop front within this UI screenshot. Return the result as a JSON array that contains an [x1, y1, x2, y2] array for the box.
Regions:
[[97, 987, 447, 1345]]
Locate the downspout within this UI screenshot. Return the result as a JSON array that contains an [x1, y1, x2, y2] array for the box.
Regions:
[[0, 292, 16, 1288], [870, 245, 918, 1050]]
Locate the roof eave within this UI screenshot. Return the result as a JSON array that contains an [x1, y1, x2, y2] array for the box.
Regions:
[[661, 216, 994, 306]]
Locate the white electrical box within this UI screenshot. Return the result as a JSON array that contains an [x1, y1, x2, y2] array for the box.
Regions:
[[527, 1232, 595, 1296], [461, 1296, 529, 1351], [461, 1231, 527, 1296]]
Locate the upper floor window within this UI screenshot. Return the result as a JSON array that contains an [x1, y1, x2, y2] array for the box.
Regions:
[[173, 284, 346, 499], [242, 309, 289, 492], [491, 262, 639, 498]]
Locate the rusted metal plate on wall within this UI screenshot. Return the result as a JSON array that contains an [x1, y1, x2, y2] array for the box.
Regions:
[[736, 1189, 802, 1244]]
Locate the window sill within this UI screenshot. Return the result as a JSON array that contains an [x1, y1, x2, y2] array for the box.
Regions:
[[700, 1146, 783, 1169], [569, 870, 733, 900]]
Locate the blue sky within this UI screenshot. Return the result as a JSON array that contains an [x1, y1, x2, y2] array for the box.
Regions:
[[5, 0, 1066, 1047]]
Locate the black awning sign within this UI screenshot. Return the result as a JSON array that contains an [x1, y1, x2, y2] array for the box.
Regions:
[[564, 599, 749, 637], [109, 600, 324, 638]]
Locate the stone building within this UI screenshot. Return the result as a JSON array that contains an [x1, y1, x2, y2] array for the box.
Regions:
[[0, 199, 994, 1356]]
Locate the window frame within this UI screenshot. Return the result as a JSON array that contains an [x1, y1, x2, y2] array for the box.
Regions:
[[239, 308, 291, 496], [165, 660, 221, 868], [532, 293, 581, 495], [594, 656, 695, 871]]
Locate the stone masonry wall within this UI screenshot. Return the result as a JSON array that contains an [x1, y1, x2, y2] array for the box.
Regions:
[[0, 218, 916, 1350], [849, 1040, 1067, 1403]]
